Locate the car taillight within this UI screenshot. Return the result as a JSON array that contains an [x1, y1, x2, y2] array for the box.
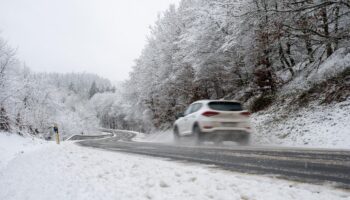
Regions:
[[202, 111, 219, 117], [240, 111, 251, 117]]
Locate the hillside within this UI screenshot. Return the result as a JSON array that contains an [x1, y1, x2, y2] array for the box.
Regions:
[[91, 0, 350, 146]]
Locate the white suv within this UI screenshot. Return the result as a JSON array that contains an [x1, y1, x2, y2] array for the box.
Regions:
[[173, 100, 252, 145]]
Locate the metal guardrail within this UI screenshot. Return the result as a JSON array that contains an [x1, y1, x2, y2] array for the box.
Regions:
[[66, 129, 140, 141], [66, 134, 112, 141]]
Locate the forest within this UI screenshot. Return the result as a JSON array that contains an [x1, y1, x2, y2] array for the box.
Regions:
[[1, 0, 349, 136], [109, 0, 350, 132], [0, 37, 114, 137]]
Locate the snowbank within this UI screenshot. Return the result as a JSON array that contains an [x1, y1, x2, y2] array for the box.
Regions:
[[252, 101, 350, 148], [0, 133, 51, 171]]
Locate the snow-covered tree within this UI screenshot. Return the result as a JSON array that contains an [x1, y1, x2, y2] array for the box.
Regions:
[[108, 0, 350, 131]]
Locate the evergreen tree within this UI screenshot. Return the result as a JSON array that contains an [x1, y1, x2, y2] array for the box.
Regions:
[[0, 107, 10, 132], [89, 81, 98, 99], [68, 82, 77, 93]]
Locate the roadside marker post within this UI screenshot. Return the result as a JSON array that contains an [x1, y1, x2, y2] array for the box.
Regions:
[[53, 124, 60, 145]]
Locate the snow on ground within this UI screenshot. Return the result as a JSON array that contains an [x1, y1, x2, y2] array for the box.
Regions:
[[252, 100, 350, 148], [282, 47, 350, 93], [0, 133, 50, 171], [249, 47, 350, 148], [133, 129, 173, 143], [308, 48, 350, 86], [1, 134, 350, 200]]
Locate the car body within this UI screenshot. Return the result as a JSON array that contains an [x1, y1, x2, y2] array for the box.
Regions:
[[173, 100, 252, 144]]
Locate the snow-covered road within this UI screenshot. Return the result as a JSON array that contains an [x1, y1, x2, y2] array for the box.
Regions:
[[0, 134, 349, 200]]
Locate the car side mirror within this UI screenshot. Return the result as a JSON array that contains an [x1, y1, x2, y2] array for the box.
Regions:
[[176, 113, 184, 119]]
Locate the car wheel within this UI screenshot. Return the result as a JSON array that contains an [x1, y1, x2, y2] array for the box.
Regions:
[[192, 125, 202, 145], [173, 126, 180, 143]]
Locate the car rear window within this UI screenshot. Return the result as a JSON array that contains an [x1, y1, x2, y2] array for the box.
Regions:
[[208, 102, 243, 111]]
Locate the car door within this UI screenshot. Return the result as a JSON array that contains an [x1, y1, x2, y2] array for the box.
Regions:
[[178, 105, 193, 135], [183, 103, 202, 135]]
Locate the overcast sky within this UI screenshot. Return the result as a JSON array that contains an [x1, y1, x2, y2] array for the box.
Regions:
[[0, 0, 181, 81]]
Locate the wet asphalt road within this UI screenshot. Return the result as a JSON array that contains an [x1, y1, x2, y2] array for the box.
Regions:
[[76, 131, 350, 189], [68, 134, 112, 141]]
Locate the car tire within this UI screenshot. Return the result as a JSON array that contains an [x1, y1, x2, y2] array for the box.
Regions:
[[192, 125, 202, 145], [173, 126, 180, 143]]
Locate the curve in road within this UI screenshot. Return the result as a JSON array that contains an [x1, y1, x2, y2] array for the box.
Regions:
[[76, 130, 350, 189]]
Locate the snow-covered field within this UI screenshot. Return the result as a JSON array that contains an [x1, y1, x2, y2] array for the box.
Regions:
[[0, 134, 349, 200]]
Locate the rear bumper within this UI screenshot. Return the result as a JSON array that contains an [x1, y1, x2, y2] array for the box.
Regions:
[[199, 122, 252, 134]]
